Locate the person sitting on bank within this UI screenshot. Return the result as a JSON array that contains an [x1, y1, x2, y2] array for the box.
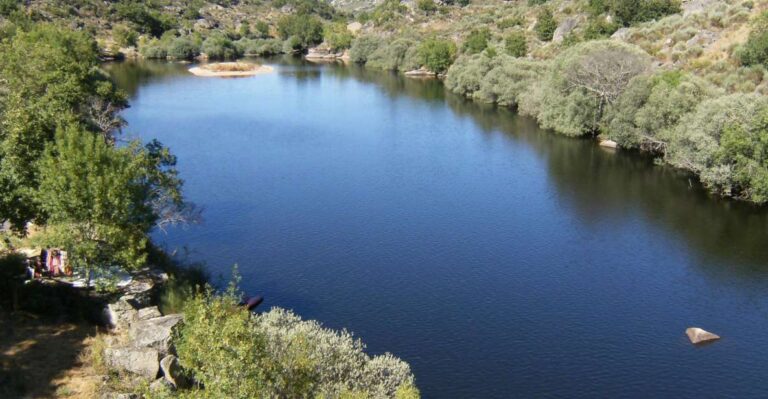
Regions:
[[48, 249, 62, 276]]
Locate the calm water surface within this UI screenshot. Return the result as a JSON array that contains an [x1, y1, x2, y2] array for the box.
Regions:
[[109, 58, 768, 398]]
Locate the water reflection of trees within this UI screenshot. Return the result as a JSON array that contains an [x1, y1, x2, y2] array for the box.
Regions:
[[321, 63, 768, 272]]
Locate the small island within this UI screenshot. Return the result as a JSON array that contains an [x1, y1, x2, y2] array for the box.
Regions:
[[188, 62, 274, 77]]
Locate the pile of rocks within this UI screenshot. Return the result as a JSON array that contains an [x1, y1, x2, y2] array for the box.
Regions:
[[101, 272, 191, 394]]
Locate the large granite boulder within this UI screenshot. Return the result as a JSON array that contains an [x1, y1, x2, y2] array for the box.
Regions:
[[129, 314, 184, 356], [104, 298, 138, 331], [686, 327, 720, 344], [104, 346, 160, 379], [138, 306, 163, 321]]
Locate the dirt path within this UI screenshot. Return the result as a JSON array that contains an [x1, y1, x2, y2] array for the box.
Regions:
[[0, 313, 102, 398]]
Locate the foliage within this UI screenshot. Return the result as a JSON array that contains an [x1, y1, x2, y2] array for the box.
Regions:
[[349, 35, 384, 64], [202, 34, 241, 59], [604, 71, 715, 151], [276, 13, 324, 49], [370, 0, 407, 25], [241, 38, 284, 56], [175, 284, 419, 398], [446, 53, 544, 107], [534, 40, 651, 136], [324, 22, 354, 51], [418, 37, 457, 74], [737, 11, 768, 67], [665, 94, 768, 203], [504, 31, 527, 57], [114, 1, 175, 37], [168, 38, 199, 60], [367, 38, 421, 71], [113, 24, 138, 47], [608, 0, 681, 27], [0, 24, 126, 231], [36, 126, 185, 278], [416, 0, 437, 15], [534, 8, 557, 42], [463, 28, 491, 55]]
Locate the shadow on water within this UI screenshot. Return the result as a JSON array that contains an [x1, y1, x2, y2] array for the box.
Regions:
[[107, 57, 768, 277]]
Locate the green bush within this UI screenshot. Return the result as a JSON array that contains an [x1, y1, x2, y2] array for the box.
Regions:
[[141, 44, 168, 59], [418, 37, 457, 74], [446, 53, 545, 107], [604, 71, 715, 151], [610, 0, 681, 26], [324, 22, 353, 51], [201, 34, 240, 60], [349, 35, 383, 63], [665, 94, 768, 203], [367, 38, 421, 71], [277, 13, 324, 49], [417, 0, 438, 14], [241, 38, 284, 56], [113, 24, 138, 47], [175, 285, 419, 398], [462, 28, 491, 55], [504, 31, 527, 57], [168, 38, 199, 60], [534, 8, 557, 41], [535, 40, 651, 136], [737, 11, 768, 66]]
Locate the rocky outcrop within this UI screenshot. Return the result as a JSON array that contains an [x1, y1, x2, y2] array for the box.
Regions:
[[553, 17, 579, 43], [611, 28, 631, 42], [160, 355, 190, 389], [104, 298, 138, 331], [306, 44, 346, 60], [104, 346, 161, 379], [138, 306, 163, 321], [404, 67, 437, 78], [686, 327, 720, 344], [129, 314, 184, 356], [347, 21, 363, 34]]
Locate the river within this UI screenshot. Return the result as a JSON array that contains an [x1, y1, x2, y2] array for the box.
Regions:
[[108, 57, 768, 398]]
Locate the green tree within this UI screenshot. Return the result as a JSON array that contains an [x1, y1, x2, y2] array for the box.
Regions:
[[418, 37, 457, 74], [504, 31, 527, 57], [324, 22, 353, 51], [534, 8, 557, 41], [463, 28, 491, 55], [0, 24, 126, 231], [36, 126, 187, 282], [276, 14, 324, 49], [416, 0, 437, 15]]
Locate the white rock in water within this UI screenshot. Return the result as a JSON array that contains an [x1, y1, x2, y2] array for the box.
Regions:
[[686, 327, 720, 344], [599, 140, 618, 149]]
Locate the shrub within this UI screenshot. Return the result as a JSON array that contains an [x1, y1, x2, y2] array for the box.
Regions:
[[242, 38, 284, 56], [418, 37, 457, 74], [446, 53, 544, 107], [276, 14, 324, 49], [737, 11, 768, 66], [463, 28, 491, 55], [582, 18, 619, 40], [504, 31, 527, 57], [417, 0, 438, 14], [367, 39, 420, 71], [324, 22, 353, 51], [664, 94, 768, 202], [610, 0, 681, 26], [113, 24, 138, 47], [603, 71, 715, 151], [201, 34, 240, 60], [534, 8, 557, 41], [175, 286, 419, 398], [349, 35, 383, 63], [141, 44, 168, 59], [535, 40, 651, 136], [168, 38, 199, 60]]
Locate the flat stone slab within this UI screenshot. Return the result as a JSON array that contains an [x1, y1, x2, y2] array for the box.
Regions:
[[686, 327, 720, 344], [104, 345, 160, 379]]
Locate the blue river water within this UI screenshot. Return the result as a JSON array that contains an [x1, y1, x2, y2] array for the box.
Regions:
[[110, 58, 768, 398]]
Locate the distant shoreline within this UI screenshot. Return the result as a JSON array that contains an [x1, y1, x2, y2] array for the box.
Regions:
[[188, 62, 274, 77]]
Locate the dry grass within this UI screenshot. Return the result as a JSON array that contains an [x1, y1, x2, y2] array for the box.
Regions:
[[203, 62, 259, 72]]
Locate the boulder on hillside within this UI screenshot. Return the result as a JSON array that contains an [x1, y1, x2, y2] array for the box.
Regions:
[[129, 314, 184, 356], [138, 306, 163, 321], [685, 327, 720, 344], [553, 17, 579, 43], [611, 28, 631, 42], [347, 21, 362, 34], [160, 355, 191, 389], [104, 346, 160, 379], [683, 0, 718, 16], [104, 298, 138, 331]]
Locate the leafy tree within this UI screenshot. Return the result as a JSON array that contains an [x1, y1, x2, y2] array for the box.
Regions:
[[418, 37, 457, 74], [504, 31, 527, 57], [324, 22, 353, 51], [254, 21, 271, 38], [737, 11, 768, 66], [349, 35, 383, 63], [202, 34, 241, 59], [36, 126, 186, 281], [463, 28, 491, 55], [609, 0, 681, 27], [168, 37, 200, 60], [0, 24, 126, 231], [534, 8, 557, 41], [276, 14, 324, 49], [113, 24, 138, 47]]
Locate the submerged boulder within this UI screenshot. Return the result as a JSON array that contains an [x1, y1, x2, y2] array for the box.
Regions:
[[686, 327, 720, 344]]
